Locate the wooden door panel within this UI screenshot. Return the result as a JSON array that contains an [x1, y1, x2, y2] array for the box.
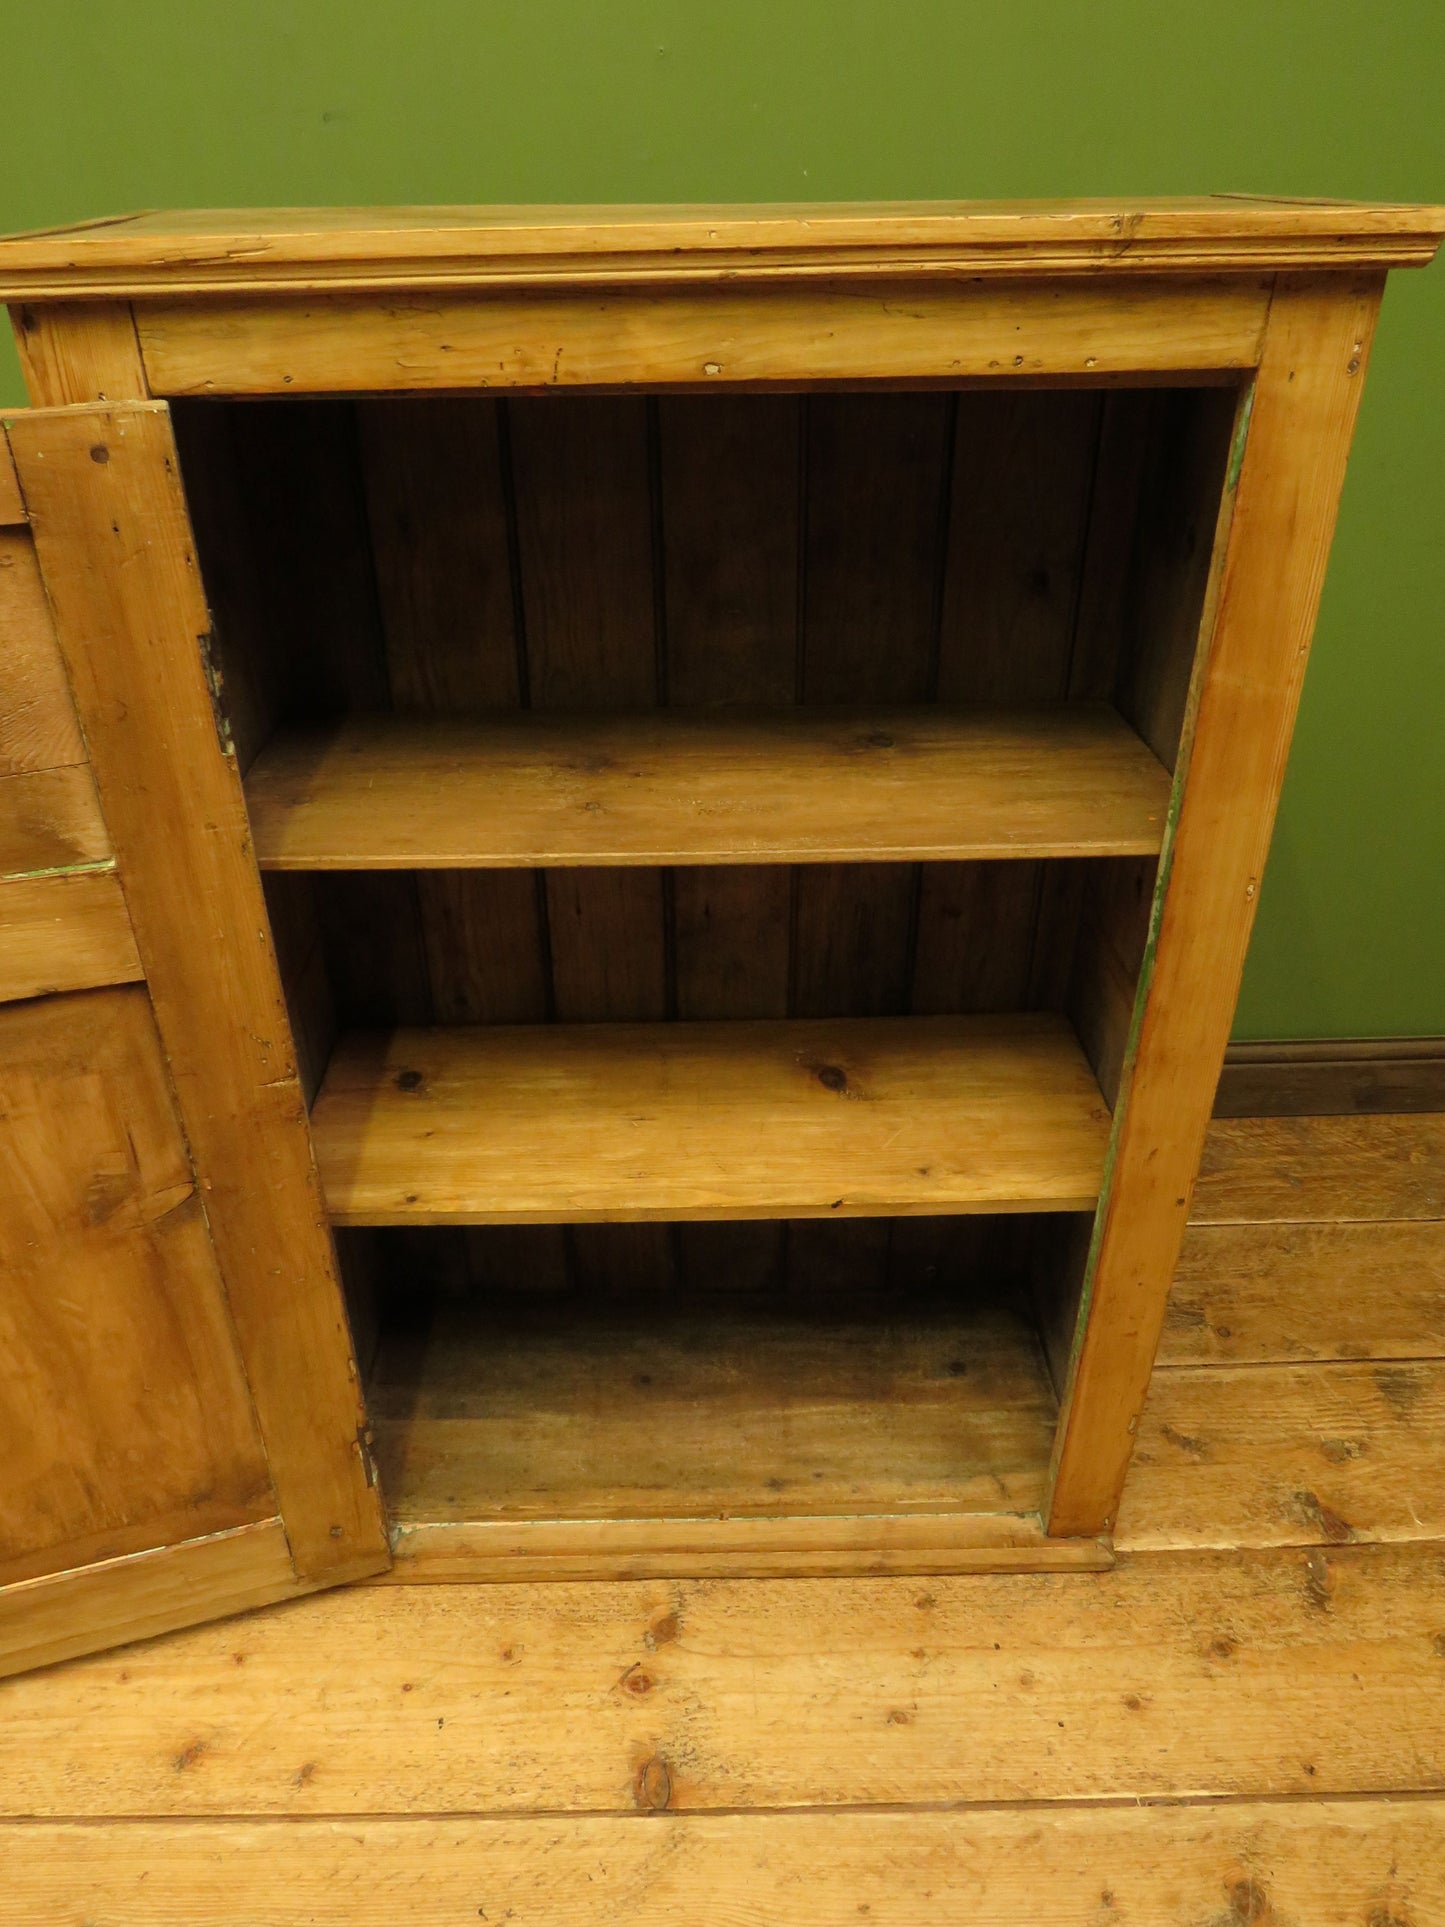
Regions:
[[0, 985, 275, 1588], [5, 402, 389, 1593]]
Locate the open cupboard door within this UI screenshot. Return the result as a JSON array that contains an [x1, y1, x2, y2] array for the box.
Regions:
[[0, 404, 389, 1677]]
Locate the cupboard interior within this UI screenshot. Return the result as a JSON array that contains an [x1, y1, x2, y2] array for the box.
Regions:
[[175, 381, 1235, 1540]]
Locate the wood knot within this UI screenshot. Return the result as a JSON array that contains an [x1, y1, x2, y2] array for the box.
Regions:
[[635, 1754, 672, 1811], [816, 1064, 849, 1093], [89, 444, 110, 464], [394, 1068, 424, 1092], [1227, 1875, 1270, 1923], [645, 1611, 680, 1650]]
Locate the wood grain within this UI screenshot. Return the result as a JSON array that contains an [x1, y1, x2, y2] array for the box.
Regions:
[[368, 1297, 1056, 1522], [0, 1521, 302, 1681], [0, 986, 273, 1589], [1163, 1218, 1445, 1364], [0, 868, 141, 1001], [6, 403, 389, 1584], [1118, 1359, 1445, 1550], [9, 299, 148, 405], [0, 437, 23, 524], [133, 277, 1273, 396], [0, 526, 88, 775], [4, 199, 1441, 301], [312, 1014, 1112, 1225], [2, 1542, 1440, 1813], [245, 706, 1171, 869], [1193, 1112, 1445, 1223], [0, 763, 111, 876], [1047, 277, 1388, 1536], [7, 1802, 1443, 1926], [384, 1515, 1107, 1582]]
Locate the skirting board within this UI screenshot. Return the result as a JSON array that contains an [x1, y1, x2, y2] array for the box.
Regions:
[[1215, 1038, 1445, 1118]]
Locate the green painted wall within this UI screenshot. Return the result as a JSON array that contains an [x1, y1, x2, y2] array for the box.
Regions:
[[2, 2, 1440, 1039]]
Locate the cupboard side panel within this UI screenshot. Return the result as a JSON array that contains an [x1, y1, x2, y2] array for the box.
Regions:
[[1047, 277, 1386, 1536], [6, 403, 389, 1583]]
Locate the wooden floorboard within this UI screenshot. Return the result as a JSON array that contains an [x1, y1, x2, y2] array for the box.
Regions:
[[1191, 1111, 1445, 1222], [1161, 1217, 1445, 1364], [6, 1801, 1444, 1926], [1117, 1358, 1445, 1550], [3, 1542, 1442, 1816]]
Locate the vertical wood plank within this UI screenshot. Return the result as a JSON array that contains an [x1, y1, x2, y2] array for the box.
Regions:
[[357, 395, 550, 1036], [660, 395, 800, 1293], [935, 391, 1101, 703], [509, 395, 670, 1293], [9, 300, 148, 406], [1047, 276, 1387, 1536], [6, 402, 390, 1582], [795, 393, 952, 1296], [359, 397, 520, 711]]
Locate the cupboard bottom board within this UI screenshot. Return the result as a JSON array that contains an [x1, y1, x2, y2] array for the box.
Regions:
[[360, 1295, 1109, 1577]]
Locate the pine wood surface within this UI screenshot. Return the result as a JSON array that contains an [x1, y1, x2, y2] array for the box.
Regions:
[[382, 1513, 1109, 1583], [311, 1015, 1112, 1224], [5, 403, 389, 1585], [134, 277, 1274, 397], [0, 439, 23, 523], [9, 1803, 1444, 1927], [2, 198, 1441, 299], [1118, 1358, 1445, 1550], [369, 1298, 1056, 1524], [9, 298, 148, 405], [0, 987, 274, 1593], [1162, 1219, 1445, 1364], [3, 1108, 1443, 1908], [0, 523, 116, 883], [245, 705, 1171, 869], [0, 868, 141, 1001], [1046, 276, 1387, 1536], [3, 1540, 1442, 1816], [0, 763, 111, 876], [0, 1522, 304, 1681], [1192, 1111, 1445, 1222]]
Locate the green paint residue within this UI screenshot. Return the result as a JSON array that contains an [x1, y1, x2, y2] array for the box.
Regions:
[[1225, 383, 1256, 493]]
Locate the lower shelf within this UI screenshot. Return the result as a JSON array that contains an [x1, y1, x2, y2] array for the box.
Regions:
[[313, 1013, 1112, 1224], [362, 1287, 1108, 1578]]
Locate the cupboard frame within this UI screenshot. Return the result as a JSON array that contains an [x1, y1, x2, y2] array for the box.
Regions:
[[3, 199, 1440, 1634]]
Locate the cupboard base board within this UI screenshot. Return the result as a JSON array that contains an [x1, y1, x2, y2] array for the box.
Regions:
[[379, 1514, 1115, 1581]]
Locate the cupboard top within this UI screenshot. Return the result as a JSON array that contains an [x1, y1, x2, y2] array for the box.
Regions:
[[1, 198, 1441, 299]]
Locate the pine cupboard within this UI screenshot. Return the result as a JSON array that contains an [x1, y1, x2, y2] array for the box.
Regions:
[[1, 199, 1440, 1674]]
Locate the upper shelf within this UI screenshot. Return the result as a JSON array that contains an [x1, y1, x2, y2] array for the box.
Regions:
[[1, 197, 1442, 299], [244, 704, 1172, 870]]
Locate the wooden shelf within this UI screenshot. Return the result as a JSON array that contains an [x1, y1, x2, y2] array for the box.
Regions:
[[368, 1295, 1058, 1530], [244, 705, 1171, 869], [312, 1013, 1111, 1225]]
